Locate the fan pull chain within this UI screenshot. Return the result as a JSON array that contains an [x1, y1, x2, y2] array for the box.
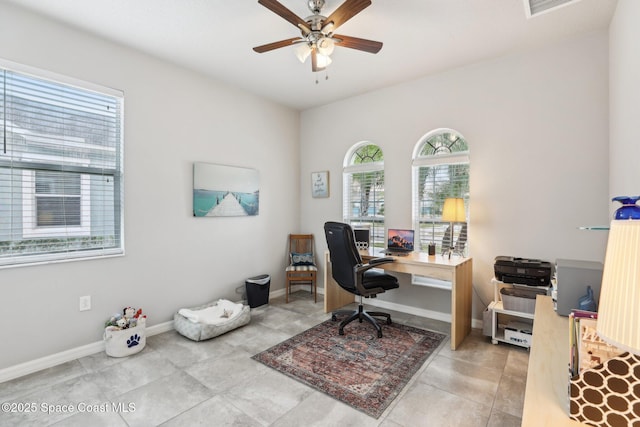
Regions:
[[315, 70, 329, 84]]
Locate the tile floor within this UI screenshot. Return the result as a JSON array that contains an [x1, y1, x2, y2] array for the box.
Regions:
[[0, 291, 529, 426]]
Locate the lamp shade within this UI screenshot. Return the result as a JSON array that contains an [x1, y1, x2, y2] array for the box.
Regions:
[[442, 198, 466, 222], [315, 53, 332, 68], [596, 219, 640, 355], [295, 43, 312, 63], [317, 37, 335, 56]]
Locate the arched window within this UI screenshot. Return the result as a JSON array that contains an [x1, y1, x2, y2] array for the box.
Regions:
[[343, 142, 385, 248], [412, 129, 469, 256]]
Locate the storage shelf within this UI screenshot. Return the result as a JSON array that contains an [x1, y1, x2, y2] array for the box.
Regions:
[[491, 327, 506, 345], [492, 301, 534, 320], [491, 326, 511, 345], [489, 278, 542, 349], [578, 225, 609, 231]]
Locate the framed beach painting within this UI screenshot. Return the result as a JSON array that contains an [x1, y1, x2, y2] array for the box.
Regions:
[[193, 162, 259, 217], [311, 171, 329, 198]]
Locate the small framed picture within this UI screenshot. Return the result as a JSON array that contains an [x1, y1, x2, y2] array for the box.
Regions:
[[311, 171, 329, 198]]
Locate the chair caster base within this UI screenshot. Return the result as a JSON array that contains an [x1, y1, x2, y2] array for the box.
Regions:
[[332, 306, 392, 338]]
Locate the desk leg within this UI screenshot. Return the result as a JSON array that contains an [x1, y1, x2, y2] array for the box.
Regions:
[[323, 252, 355, 313], [451, 258, 473, 350]]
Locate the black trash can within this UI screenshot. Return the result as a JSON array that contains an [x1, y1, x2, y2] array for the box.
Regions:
[[245, 274, 270, 308]]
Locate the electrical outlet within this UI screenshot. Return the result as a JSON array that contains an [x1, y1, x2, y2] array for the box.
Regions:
[[79, 295, 91, 311]]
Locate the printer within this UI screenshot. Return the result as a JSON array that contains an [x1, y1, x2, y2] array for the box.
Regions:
[[494, 256, 554, 286]]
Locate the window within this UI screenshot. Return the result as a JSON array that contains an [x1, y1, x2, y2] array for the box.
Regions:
[[0, 62, 124, 267], [35, 171, 82, 227], [22, 170, 91, 239], [412, 129, 469, 255], [343, 143, 385, 248]]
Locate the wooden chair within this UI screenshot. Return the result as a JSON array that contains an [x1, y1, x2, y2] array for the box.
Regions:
[[285, 234, 317, 303]]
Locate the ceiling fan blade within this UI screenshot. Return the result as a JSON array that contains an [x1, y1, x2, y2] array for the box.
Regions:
[[333, 34, 382, 53], [258, 0, 311, 34], [253, 37, 302, 53], [311, 50, 326, 72], [323, 0, 371, 32]]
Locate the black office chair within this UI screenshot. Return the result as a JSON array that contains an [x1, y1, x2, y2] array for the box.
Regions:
[[324, 221, 400, 338]]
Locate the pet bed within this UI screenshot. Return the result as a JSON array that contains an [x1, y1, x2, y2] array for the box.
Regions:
[[174, 299, 251, 341]]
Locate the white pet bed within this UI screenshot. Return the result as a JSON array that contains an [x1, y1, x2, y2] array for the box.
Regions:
[[174, 299, 251, 341]]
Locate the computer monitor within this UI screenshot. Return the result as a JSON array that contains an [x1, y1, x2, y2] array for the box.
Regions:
[[386, 228, 415, 253], [353, 228, 370, 250]]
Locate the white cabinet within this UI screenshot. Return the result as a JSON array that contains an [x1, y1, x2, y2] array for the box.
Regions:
[[490, 278, 548, 349]]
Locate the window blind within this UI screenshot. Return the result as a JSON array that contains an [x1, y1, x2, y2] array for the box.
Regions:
[[412, 132, 469, 255], [0, 65, 124, 267], [343, 144, 385, 248]]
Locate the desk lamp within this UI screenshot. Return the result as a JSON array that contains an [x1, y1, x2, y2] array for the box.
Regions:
[[442, 197, 465, 259], [596, 196, 640, 356]]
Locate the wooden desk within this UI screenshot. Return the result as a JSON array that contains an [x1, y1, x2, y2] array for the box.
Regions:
[[522, 296, 585, 426], [323, 249, 473, 350]]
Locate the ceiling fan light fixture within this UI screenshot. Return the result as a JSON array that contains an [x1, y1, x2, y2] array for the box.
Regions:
[[315, 52, 332, 68], [320, 21, 334, 34], [316, 37, 335, 56], [295, 43, 312, 63], [254, 0, 382, 76]]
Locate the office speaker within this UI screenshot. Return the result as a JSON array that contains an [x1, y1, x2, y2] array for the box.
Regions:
[[353, 228, 370, 250]]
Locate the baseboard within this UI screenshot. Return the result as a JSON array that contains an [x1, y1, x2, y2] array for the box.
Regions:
[[366, 298, 483, 330], [0, 320, 174, 384], [270, 288, 286, 298], [274, 285, 325, 299], [147, 320, 175, 336]]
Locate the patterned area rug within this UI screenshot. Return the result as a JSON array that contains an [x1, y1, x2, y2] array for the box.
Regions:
[[252, 318, 447, 418]]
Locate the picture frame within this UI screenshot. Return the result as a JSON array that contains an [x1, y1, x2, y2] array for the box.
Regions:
[[193, 162, 260, 217], [311, 171, 329, 198]]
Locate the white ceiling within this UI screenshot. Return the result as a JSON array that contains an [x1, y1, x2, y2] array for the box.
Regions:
[[3, 0, 617, 111]]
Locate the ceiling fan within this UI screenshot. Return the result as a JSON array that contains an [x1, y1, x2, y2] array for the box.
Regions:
[[253, 0, 383, 72]]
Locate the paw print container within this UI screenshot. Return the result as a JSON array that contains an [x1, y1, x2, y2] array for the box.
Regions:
[[104, 316, 146, 357]]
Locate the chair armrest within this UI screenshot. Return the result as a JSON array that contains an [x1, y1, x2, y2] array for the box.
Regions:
[[353, 257, 396, 297], [354, 256, 395, 274], [368, 257, 395, 266]]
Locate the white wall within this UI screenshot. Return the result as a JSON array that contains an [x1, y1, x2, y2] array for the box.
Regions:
[[609, 0, 640, 203], [0, 3, 299, 369], [300, 31, 610, 318]]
